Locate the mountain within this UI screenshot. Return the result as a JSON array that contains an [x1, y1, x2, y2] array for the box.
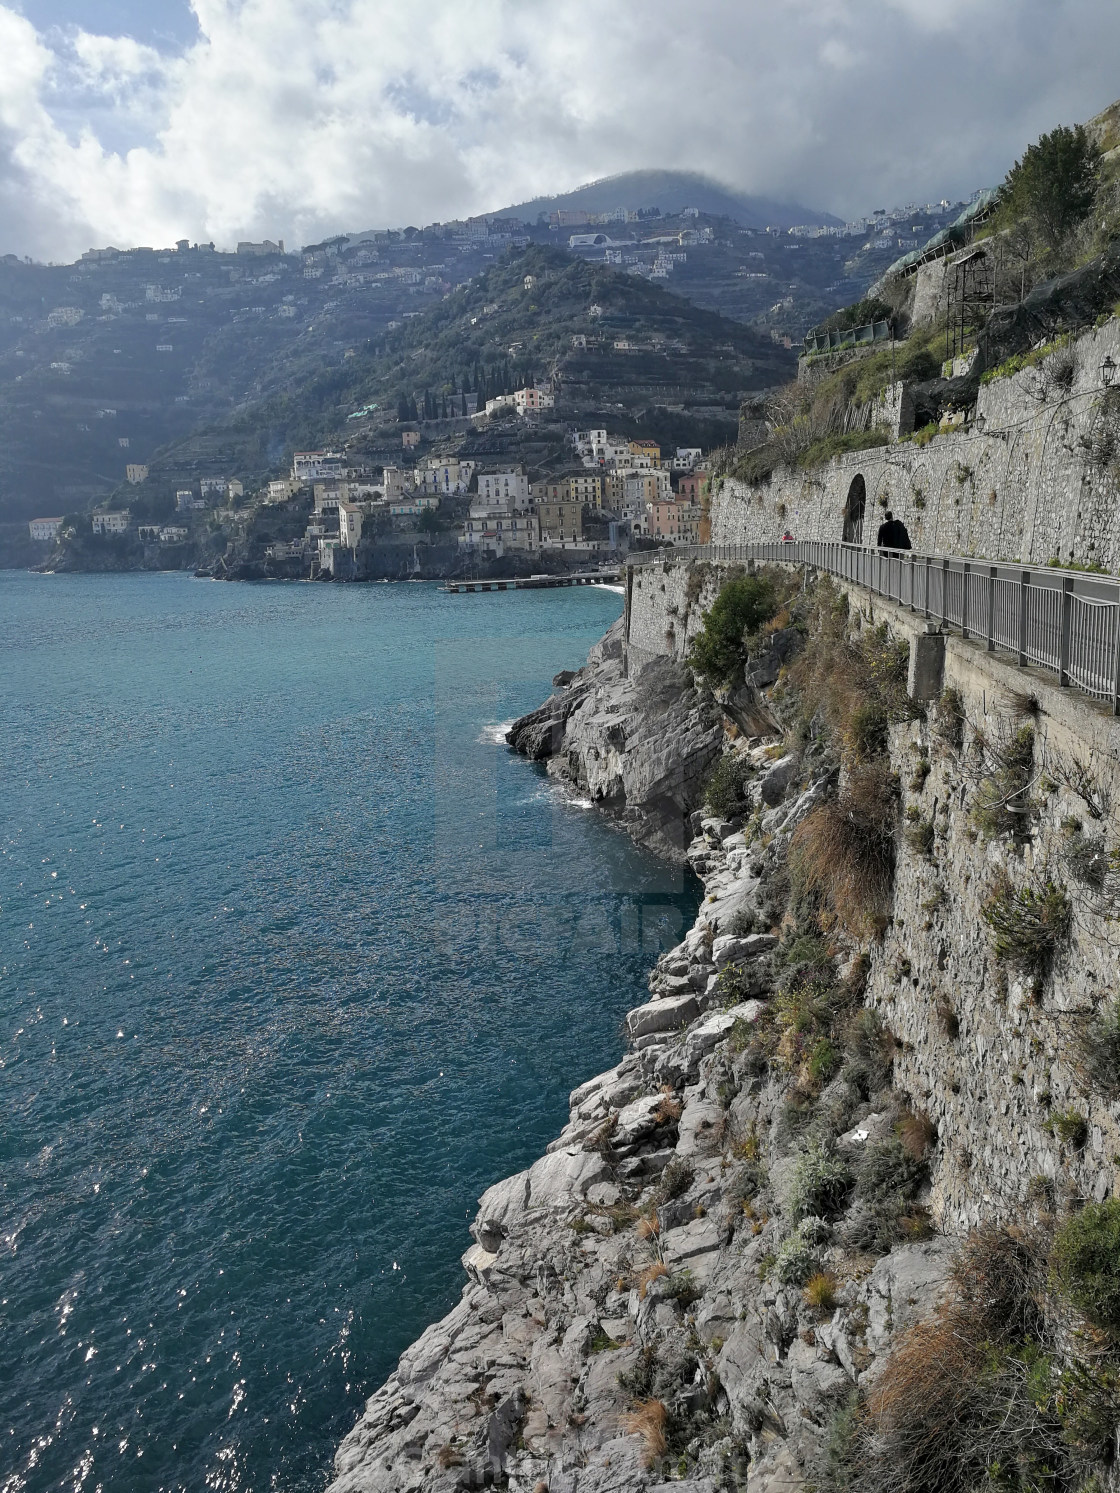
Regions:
[[120, 245, 796, 505], [494, 169, 840, 230]]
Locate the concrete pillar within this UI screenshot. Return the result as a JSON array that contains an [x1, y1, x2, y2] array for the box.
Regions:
[[908, 625, 946, 702]]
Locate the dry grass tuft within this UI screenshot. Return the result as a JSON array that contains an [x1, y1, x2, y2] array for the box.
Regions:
[[620, 1398, 669, 1462], [435, 1443, 464, 1469], [804, 1270, 840, 1313], [636, 1210, 661, 1241], [848, 1225, 1060, 1493], [636, 1261, 668, 1299], [898, 1110, 937, 1161], [790, 764, 898, 936]]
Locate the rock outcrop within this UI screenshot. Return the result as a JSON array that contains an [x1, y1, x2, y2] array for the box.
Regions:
[[506, 618, 725, 861], [328, 756, 952, 1493], [331, 567, 1120, 1493]]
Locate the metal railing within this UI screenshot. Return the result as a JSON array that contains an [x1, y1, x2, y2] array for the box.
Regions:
[[628, 541, 1120, 714]]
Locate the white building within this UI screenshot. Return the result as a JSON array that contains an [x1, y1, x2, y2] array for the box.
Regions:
[[176, 490, 207, 512], [268, 478, 300, 502], [338, 502, 364, 548], [417, 458, 475, 495], [671, 447, 702, 471], [92, 510, 130, 535], [29, 517, 63, 541], [125, 464, 149, 484], [293, 450, 345, 482], [159, 526, 189, 543], [477, 469, 529, 509]]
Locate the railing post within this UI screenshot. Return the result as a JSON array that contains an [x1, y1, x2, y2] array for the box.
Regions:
[[961, 563, 971, 638], [1112, 592, 1120, 716], [1059, 576, 1074, 688], [941, 558, 949, 630], [1018, 571, 1029, 666], [924, 555, 931, 619], [986, 566, 996, 652]]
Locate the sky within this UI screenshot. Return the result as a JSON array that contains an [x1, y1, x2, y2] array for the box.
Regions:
[[3, 0, 1120, 262]]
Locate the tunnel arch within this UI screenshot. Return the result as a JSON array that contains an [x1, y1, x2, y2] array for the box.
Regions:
[[843, 474, 866, 544]]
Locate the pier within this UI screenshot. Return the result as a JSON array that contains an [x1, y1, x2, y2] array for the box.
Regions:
[[444, 569, 621, 594]]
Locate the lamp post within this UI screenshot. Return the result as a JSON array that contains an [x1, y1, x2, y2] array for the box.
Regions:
[[1101, 354, 1117, 388]]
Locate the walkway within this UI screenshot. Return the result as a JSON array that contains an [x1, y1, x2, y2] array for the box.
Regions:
[[630, 541, 1120, 715]]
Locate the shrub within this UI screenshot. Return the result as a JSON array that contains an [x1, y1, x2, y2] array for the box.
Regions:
[[971, 724, 1036, 840], [774, 1225, 823, 1287], [846, 699, 890, 761], [905, 818, 935, 856], [1053, 1200, 1120, 1331], [981, 877, 1071, 978], [703, 753, 752, 817], [665, 1269, 703, 1307], [843, 1226, 1065, 1493], [808, 1037, 840, 1084], [1064, 831, 1109, 891], [789, 1143, 854, 1222], [1075, 998, 1120, 1097], [935, 686, 966, 749], [790, 764, 898, 937], [1049, 1108, 1088, 1148], [898, 1111, 937, 1160], [844, 1138, 929, 1252], [656, 1158, 695, 1204], [690, 574, 778, 687]]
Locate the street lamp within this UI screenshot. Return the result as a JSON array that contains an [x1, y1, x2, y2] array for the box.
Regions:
[[1101, 354, 1117, 388]]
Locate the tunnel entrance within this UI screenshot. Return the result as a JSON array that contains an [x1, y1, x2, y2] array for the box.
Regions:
[[843, 474, 866, 544]]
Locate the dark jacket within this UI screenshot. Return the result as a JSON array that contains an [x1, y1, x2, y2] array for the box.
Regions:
[[876, 518, 912, 550]]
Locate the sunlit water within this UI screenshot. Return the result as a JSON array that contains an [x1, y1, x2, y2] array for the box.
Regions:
[[0, 572, 699, 1493]]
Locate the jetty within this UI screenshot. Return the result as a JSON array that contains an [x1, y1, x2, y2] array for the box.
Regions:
[[444, 569, 621, 594]]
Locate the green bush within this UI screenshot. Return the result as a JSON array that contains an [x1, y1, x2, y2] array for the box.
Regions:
[[690, 574, 778, 687], [1076, 998, 1120, 1097], [982, 878, 1071, 978], [972, 725, 1035, 840], [703, 753, 752, 817], [1000, 123, 1102, 251], [774, 1222, 824, 1287], [1049, 1108, 1088, 1147], [789, 1143, 854, 1222], [1053, 1200, 1120, 1330]]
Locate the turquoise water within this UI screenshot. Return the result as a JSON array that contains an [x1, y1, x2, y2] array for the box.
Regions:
[[0, 572, 698, 1493]]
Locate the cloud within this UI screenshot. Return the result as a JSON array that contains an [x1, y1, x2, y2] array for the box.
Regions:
[[0, 0, 1118, 260]]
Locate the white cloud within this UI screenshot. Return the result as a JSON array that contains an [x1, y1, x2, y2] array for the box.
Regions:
[[0, 0, 1118, 260]]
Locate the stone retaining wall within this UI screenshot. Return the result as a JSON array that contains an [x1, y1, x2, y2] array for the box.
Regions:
[[712, 319, 1120, 572]]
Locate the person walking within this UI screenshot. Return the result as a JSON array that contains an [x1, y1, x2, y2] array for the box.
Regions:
[[875, 509, 912, 550]]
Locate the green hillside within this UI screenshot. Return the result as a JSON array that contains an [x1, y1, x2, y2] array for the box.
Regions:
[[139, 245, 795, 489]]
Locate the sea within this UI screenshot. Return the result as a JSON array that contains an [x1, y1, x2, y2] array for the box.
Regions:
[[0, 571, 700, 1493]]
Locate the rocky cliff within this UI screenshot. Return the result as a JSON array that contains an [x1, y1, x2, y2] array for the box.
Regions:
[[328, 559, 1120, 1493]]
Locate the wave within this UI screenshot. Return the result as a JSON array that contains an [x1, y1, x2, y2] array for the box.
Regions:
[[477, 719, 516, 745]]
